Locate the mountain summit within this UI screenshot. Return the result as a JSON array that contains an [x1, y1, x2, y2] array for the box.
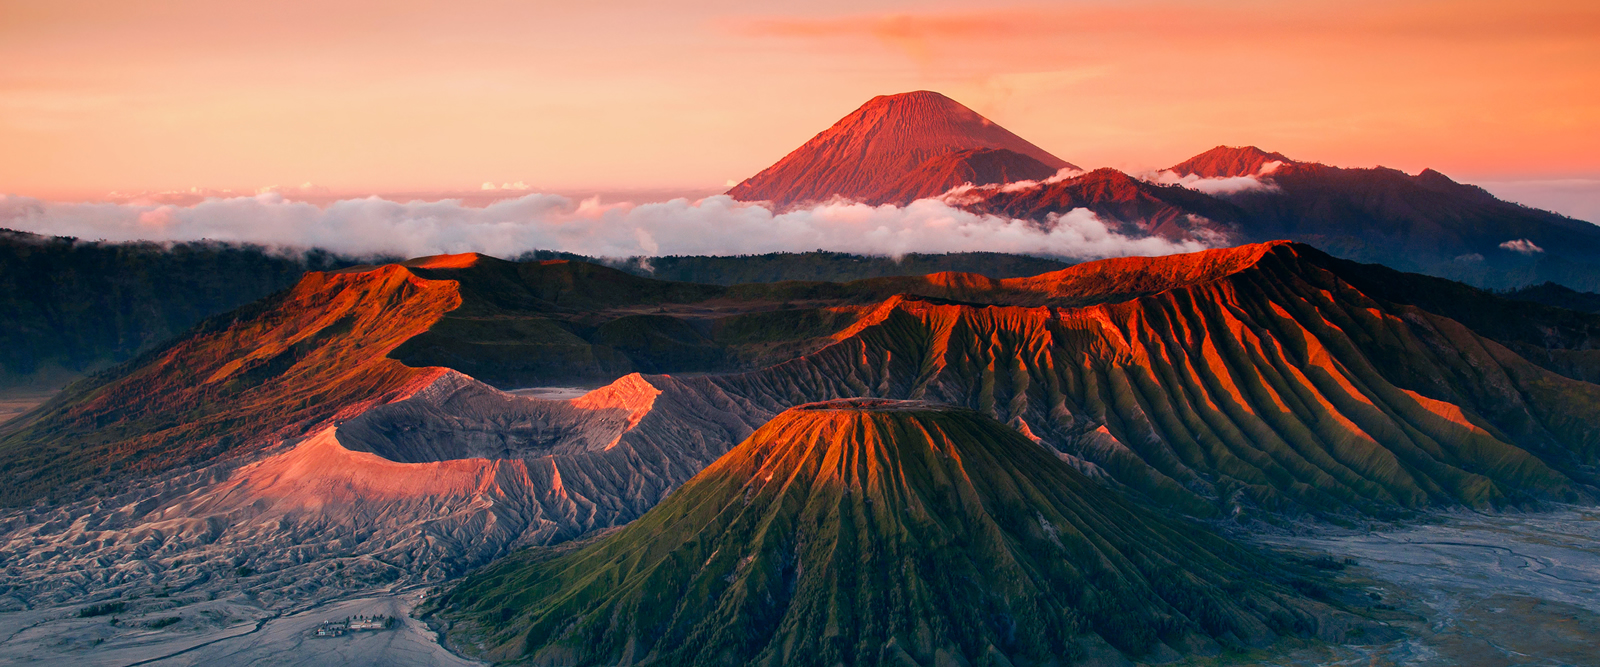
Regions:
[[1167, 145, 1297, 178], [727, 91, 1076, 208], [435, 398, 1361, 665]]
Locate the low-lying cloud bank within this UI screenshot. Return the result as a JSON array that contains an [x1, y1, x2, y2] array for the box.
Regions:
[[1143, 162, 1284, 195], [0, 192, 1206, 260]]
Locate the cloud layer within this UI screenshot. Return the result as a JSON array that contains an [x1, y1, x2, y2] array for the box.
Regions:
[[1143, 164, 1284, 195], [1499, 238, 1545, 255], [0, 193, 1206, 261]]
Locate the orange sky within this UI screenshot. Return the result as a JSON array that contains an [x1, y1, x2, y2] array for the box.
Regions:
[[3, 0, 1597, 199]]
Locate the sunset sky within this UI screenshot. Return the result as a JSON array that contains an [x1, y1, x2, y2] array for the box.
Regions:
[[4, 0, 1597, 201]]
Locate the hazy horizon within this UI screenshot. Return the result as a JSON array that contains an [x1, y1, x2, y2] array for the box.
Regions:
[[4, 0, 1597, 199]]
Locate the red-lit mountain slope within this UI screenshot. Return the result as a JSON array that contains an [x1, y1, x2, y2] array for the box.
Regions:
[[0, 254, 784, 505], [0, 264, 461, 504], [698, 242, 1600, 517], [726, 91, 1075, 208]]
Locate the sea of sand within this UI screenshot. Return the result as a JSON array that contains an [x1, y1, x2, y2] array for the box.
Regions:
[[1256, 506, 1600, 666], [0, 586, 479, 666]]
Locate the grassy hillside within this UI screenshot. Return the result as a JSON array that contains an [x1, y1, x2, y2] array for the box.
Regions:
[[433, 400, 1364, 665]]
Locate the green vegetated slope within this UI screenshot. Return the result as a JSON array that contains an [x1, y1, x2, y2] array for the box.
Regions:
[[435, 400, 1363, 666], [697, 242, 1600, 517], [0, 229, 363, 389]]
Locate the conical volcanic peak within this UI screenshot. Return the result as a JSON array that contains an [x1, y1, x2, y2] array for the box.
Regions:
[[728, 91, 1077, 208], [1168, 145, 1297, 177], [438, 400, 1358, 665]]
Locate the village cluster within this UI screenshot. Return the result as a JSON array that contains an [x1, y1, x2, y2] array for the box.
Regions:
[[311, 615, 395, 638]]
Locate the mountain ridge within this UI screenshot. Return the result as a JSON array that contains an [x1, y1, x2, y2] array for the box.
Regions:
[[3, 241, 1598, 632]]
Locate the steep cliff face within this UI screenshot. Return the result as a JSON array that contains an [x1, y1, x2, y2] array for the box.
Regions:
[[726, 91, 1075, 208], [436, 400, 1365, 666]]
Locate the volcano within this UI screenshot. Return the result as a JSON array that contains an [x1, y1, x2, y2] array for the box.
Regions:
[[726, 91, 1076, 208], [436, 399, 1361, 665]]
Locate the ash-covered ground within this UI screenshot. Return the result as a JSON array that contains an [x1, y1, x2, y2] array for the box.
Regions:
[[1256, 506, 1600, 666]]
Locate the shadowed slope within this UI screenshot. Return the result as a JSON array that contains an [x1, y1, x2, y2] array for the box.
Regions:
[[0, 265, 460, 504], [1225, 163, 1600, 271], [967, 168, 1247, 242], [0, 229, 362, 390], [1159, 150, 1600, 290], [437, 400, 1362, 666], [727, 91, 1075, 208]]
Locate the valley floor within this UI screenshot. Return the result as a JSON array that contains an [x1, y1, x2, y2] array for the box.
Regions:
[[0, 587, 480, 666], [0, 390, 56, 427], [1254, 506, 1600, 666], [0, 508, 1595, 666]]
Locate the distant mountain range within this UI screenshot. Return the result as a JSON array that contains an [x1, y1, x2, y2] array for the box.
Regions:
[[0, 230, 1071, 393], [0, 229, 366, 390], [729, 91, 1600, 292]]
